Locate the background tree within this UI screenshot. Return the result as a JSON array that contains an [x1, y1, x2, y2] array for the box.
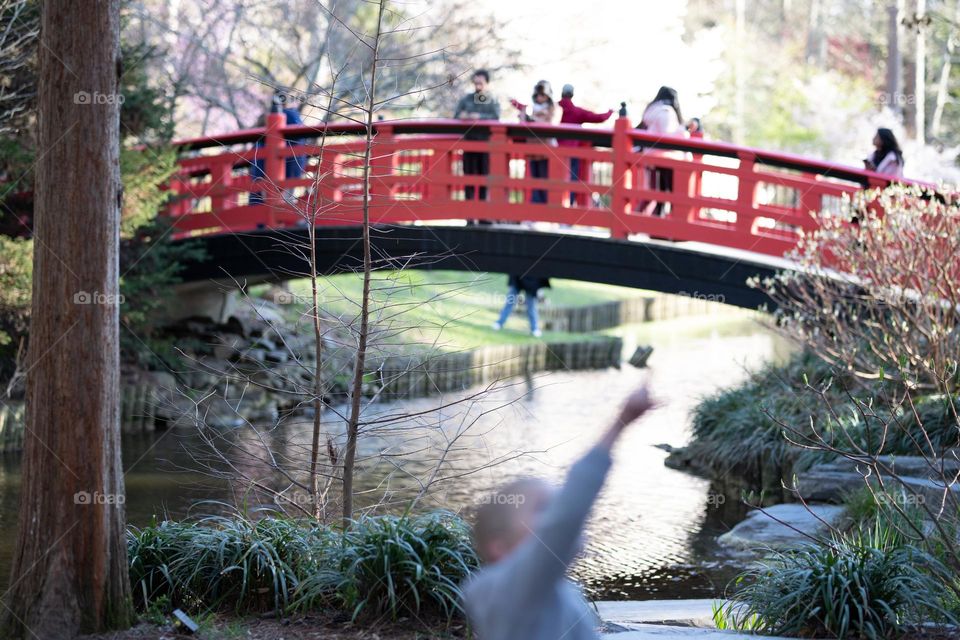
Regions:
[[2, 0, 133, 636]]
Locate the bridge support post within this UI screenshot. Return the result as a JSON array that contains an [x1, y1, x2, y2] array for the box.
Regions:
[[263, 112, 287, 225], [609, 116, 632, 239]]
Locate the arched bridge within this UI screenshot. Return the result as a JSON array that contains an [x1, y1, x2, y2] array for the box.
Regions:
[[165, 114, 897, 309]]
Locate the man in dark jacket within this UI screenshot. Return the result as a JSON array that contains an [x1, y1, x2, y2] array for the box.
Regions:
[[454, 69, 501, 201]]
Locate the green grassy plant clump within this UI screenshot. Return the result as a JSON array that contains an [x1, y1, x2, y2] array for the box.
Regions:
[[294, 511, 478, 620], [688, 350, 960, 484], [687, 350, 842, 478], [716, 526, 959, 639], [128, 510, 478, 623]]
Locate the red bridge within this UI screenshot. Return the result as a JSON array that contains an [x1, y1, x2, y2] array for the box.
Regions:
[[163, 113, 899, 308]]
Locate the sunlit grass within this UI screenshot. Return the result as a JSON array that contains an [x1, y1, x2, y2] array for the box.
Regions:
[[277, 270, 643, 351]]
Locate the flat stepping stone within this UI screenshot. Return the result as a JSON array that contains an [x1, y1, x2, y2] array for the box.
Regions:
[[602, 624, 822, 638], [717, 503, 846, 551], [596, 599, 723, 628]]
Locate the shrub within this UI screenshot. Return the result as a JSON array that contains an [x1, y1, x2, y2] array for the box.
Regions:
[[294, 511, 479, 621], [718, 527, 958, 639], [128, 515, 315, 612], [688, 350, 844, 477], [128, 510, 478, 624]]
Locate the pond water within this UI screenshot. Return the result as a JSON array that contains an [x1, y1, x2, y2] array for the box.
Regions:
[[0, 313, 791, 599]]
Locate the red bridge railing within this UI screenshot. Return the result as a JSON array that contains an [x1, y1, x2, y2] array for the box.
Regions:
[[164, 113, 895, 258]]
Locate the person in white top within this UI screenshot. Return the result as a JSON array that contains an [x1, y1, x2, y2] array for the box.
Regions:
[[511, 80, 557, 204], [638, 86, 688, 216], [864, 128, 904, 179]]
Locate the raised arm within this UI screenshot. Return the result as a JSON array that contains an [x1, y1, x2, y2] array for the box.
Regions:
[[490, 387, 655, 599], [566, 103, 614, 124]]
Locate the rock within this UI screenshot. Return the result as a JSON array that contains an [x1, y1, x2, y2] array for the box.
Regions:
[[717, 503, 846, 551], [212, 333, 244, 360], [628, 345, 654, 368], [243, 348, 267, 363], [602, 626, 822, 639], [797, 456, 960, 506], [595, 599, 723, 629], [663, 446, 712, 477], [265, 349, 289, 364]]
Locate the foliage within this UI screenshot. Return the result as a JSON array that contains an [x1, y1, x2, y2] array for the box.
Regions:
[[127, 510, 478, 623], [0, 0, 38, 134], [0, 235, 30, 379], [718, 527, 959, 639], [117, 145, 205, 367], [295, 511, 479, 621], [687, 350, 844, 476], [122, 0, 521, 134], [688, 349, 960, 484], [756, 185, 960, 394], [842, 486, 928, 536]]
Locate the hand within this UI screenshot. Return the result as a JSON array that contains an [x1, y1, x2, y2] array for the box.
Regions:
[[617, 385, 656, 426], [598, 385, 657, 450]]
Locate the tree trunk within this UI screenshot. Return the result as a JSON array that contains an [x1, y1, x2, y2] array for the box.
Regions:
[[3, 1, 132, 637], [914, 0, 927, 142], [732, 0, 745, 145], [886, 0, 904, 120], [931, 1, 958, 138], [342, 0, 385, 527], [805, 0, 826, 66]]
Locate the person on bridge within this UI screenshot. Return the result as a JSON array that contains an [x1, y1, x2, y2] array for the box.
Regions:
[[637, 86, 688, 217], [525, 81, 556, 204], [249, 90, 307, 205], [864, 127, 904, 178], [558, 84, 614, 206], [492, 274, 550, 337], [463, 385, 657, 640], [454, 69, 501, 201]]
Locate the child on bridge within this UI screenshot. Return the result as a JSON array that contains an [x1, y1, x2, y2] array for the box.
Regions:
[[463, 385, 657, 640]]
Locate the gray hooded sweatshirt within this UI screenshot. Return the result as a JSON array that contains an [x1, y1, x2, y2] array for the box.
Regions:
[[462, 445, 612, 640]]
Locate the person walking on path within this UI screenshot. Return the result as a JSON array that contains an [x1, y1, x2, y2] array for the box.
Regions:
[[491, 274, 550, 337], [454, 69, 501, 201], [463, 385, 658, 640], [558, 84, 614, 206]]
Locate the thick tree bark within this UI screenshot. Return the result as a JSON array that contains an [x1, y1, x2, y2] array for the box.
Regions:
[[3, 1, 132, 637]]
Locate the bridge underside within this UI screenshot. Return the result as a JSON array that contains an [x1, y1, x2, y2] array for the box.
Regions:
[[176, 225, 782, 310]]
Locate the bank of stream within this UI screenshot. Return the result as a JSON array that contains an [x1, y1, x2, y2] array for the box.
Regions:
[[0, 311, 790, 598]]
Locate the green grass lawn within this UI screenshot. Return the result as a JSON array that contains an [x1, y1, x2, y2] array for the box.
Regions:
[[276, 270, 642, 352]]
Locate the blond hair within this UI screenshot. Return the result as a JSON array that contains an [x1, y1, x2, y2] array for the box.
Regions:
[[472, 477, 548, 562]]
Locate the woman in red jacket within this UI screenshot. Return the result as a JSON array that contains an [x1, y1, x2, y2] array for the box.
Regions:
[[558, 84, 614, 206]]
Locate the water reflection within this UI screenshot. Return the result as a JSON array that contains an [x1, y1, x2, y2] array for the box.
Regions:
[[0, 315, 789, 598]]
